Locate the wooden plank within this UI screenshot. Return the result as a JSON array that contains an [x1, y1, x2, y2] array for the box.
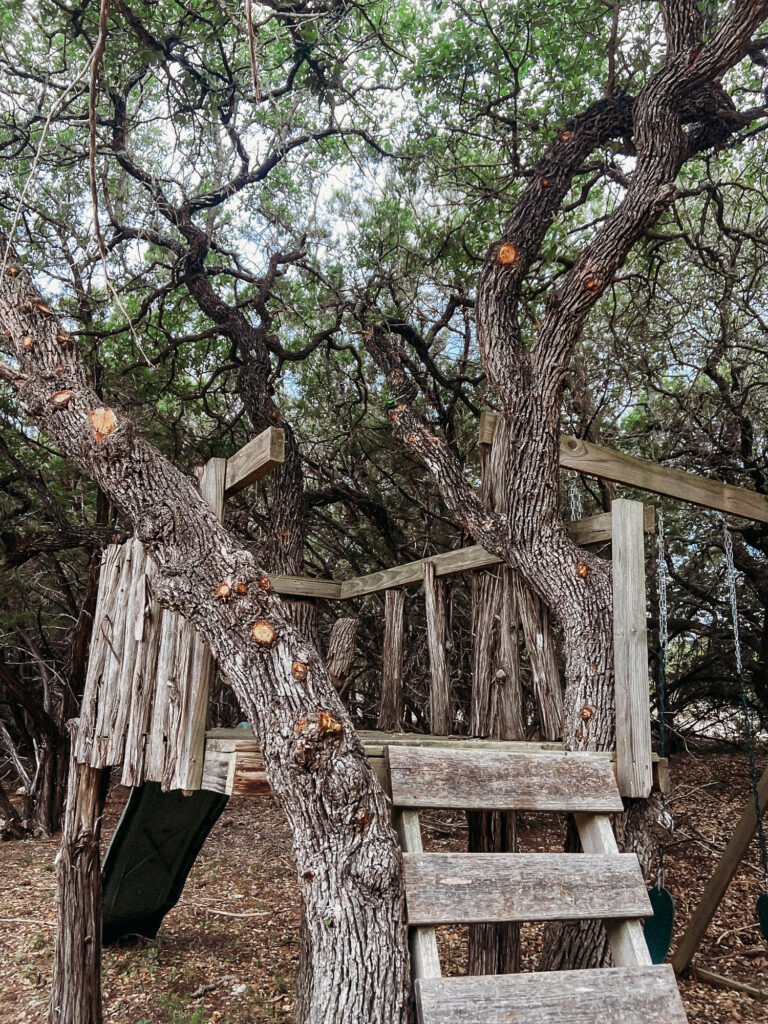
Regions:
[[423, 562, 451, 734], [671, 761, 768, 974], [560, 435, 768, 522], [414, 965, 688, 1024], [480, 412, 768, 522], [393, 809, 441, 981], [268, 574, 343, 599], [612, 499, 653, 799], [339, 508, 653, 601], [387, 747, 623, 813], [574, 812, 652, 968], [223, 427, 284, 496], [176, 457, 227, 791], [403, 852, 650, 925]]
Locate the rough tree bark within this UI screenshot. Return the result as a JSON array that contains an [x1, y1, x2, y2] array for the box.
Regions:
[[365, 0, 768, 972], [326, 616, 359, 695], [0, 250, 409, 1024], [49, 730, 107, 1024]]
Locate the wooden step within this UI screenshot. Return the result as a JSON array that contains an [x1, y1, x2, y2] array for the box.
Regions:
[[404, 852, 650, 925], [415, 964, 688, 1024], [386, 746, 623, 812]]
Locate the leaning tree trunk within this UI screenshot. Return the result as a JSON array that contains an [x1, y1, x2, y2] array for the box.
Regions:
[[50, 732, 107, 1024], [1, 248, 410, 1024]]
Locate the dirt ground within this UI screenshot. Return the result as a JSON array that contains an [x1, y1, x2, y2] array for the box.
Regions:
[[2, 747, 768, 1023]]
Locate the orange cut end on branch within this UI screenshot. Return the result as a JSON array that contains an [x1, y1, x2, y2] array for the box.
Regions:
[[561, 130, 573, 141], [21, 335, 34, 350], [257, 575, 272, 591], [6, 266, 20, 277], [576, 562, 590, 578], [88, 407, 117, 441], [292, 661, 308, 679], [215, 582, 232, 599], [51, 390, 72, 408], [252, 620, 276, 646], [35, 302, 53, 315], [497, 243, 518, 265], [318, 711, 343, 735], [235, 582, 248, 595]]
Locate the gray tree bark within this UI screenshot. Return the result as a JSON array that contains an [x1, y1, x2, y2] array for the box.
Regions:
[[0, 250, 410, 1024]]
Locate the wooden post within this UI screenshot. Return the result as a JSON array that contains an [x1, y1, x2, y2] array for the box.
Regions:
[[612, 498, 652, 798], [176, 457, 227, 791], [672, 763, 768, 974], [423, 561, 451, 735], [378, 589, 405, 731], [50, 725, 107, 1024]]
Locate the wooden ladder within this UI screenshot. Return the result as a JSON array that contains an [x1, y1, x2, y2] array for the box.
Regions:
[[387, 745, 689, 1024]]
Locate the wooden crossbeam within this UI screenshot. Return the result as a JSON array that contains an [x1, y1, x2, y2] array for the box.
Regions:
[[480, 410, 768, 522], [223, 426, 285, 497], [338, 509, 653, 600]]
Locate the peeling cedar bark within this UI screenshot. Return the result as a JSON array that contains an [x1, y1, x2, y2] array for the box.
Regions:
[[378, 588, 405, 731], [0, 257, 409, 1024], [366, 0, 768, 975], [50, 735, 107, 1024]]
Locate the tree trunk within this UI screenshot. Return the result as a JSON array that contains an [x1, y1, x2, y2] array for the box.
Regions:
[[514, 576, 563, 741], [326, 616, 359, 695], [0, 779, 25, 840], [467, 423, 525, 975], [1, 257, 410, 1024], [378, 588, 405, 731], [50, 731, 107, 1024]]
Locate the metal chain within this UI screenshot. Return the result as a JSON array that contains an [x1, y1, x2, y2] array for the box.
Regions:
[[657, 508, 668, 652], [656, 508, 671, 889], [722, 519, 768, 890], [723, 522, 743, 675], [568, 472, 583, 521]]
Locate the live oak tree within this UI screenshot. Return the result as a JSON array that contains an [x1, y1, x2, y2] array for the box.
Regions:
[[3, 0, 768, 1018]]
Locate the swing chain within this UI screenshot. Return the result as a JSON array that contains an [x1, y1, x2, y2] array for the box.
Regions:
[[656, 508, 672, 890], [657, 509, 668, 652], [722, 519, 768, 891]]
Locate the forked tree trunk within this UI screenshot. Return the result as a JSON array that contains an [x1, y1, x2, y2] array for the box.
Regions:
[[50, 731, 107, 1024]]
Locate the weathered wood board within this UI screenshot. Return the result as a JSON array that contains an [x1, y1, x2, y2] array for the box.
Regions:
[[480, 411, 768, 523], [223, 426, 284, 496], [387, 746, 623, 812], [414, 965, 688, 1024], [403, 852, 650, 925]]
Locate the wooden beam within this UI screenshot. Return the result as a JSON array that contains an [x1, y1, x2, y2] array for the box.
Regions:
[[612, 499, 653, 799], [268, 574, 342, 599], [691, 967, 768, 1001], [672, 761, 768, 974], [223, 427, 284, 497], [480, 411, 768, 522], [339, 510, 653, 600]]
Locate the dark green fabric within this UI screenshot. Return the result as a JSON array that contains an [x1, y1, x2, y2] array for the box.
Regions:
[[102, 783, 228, 944], [644, 885, 675, 964], [757, 892, 768, 942]]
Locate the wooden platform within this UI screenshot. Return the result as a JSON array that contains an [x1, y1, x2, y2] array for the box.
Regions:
[[388, 743, 688, 1024], [200, 728, 669, 799]]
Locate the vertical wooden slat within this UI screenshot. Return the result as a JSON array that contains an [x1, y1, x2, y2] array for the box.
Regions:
[[378, 589, 405, 731], [574, 812, 652, 968], [393, 809, 441, 981], [423, 561, 451, 735], [612, 498, 652, 798], [176, 457, 227, 791]]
